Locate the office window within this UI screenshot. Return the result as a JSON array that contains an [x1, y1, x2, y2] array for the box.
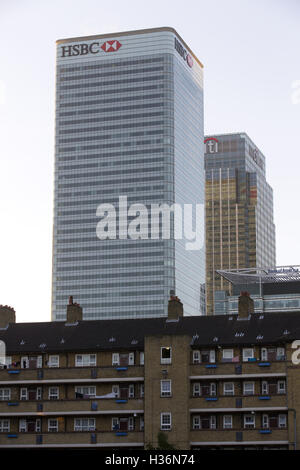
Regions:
[[223, 415, 233, 429], [75, 354, 96, 367], [243, 348, 254, 362], [223, 382, 234, 396], [49, 387, 59, 400], [244, 414, 255, 429], [0, 419, 10, 432], [161, 347, 172, 365], [160, 412, 171, 431], [74, 418, 96, 432], [243, 382, 255, 395], [0, 388, 10, 401], [48, 419, 58, 432], [161, 380, 172, 397], [48, 355, 59, 368]]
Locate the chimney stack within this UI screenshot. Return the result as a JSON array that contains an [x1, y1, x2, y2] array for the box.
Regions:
[[238, 291, 254, 319], [66, 296, 82, 323], [0, 305, 16, 328], [168, 292, 183, 320]]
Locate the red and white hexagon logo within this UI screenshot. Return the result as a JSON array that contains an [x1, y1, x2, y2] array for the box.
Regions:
[[101, 40, 122, 52]]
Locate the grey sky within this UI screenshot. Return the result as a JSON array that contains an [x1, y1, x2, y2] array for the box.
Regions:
[[0, 0, 299, 322]]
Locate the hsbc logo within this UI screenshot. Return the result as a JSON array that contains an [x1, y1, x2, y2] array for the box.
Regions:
[[61, 40, 122, 58], [101, 40, 122, 52], [174, 37, 193, 68]]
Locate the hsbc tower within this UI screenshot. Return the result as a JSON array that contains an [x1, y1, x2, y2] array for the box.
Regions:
[[52, 27, 205, 321]]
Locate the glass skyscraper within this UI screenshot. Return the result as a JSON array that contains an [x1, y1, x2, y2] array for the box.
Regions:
[[204, 132, 276, 315], [52, 28, 205, 321]]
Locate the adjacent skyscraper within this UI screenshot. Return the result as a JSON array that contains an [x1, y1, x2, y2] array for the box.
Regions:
[[52, 28, 205, 321], [204, 132, 276, 314]]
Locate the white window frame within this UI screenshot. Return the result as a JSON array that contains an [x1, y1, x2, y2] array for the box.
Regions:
[[244, 414, 255, 429], [209, 350, 216, 363], [193, 383, 201, 397], [128, 417, 134, 431], [112, 417, 119, 430], [74, 418, 96, 432], [223, 382, 235, 396], [48, 355, 59, 368], [262, 414, 269, 429], [243, 382, 255, 396], [223, 415, 233, 429], [112, 353, 120, 366], [0, 419, 10, 432], [278, 414, 287, 428], [262, 381, 269, 395], [0, 388, 11, 401], [48, 418, 58, 432], [277, 347, 285, 360], [161, 347, 172, 365], [261, 348, 268, 361], [192, 350, 201, 364], [20, 388, 28, 401], [112, 385, 120, 398], [128, 384, 135, 399], [75, 386, 96, 398], [161, 380, 172, 397], [140, 352, 144, 366], [75, 354, 96, 367], [19, 419, 27, 432], [277, 380, 286, 394], [48, 387, 59, 400], [210, 415, 217, 429], [128, 352, 135, 366], [21, 356, 29, 369], [243, 348, 254, 362], [37, 356, 43, 368], [223, 349, 234, 360], [192, 415, 201, 430], [160, 412, 171, 431], [37, 387, 42, 400], [139, 384, 144, 398], [210, 383, 217, 396]]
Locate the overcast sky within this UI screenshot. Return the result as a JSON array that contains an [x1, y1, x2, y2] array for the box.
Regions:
[[0, 0, 299, 323]]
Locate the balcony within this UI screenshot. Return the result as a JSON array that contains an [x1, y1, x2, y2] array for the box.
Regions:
[[190, 428, 289, 445], [189, 394, 287, 411], [190, 361, 287, 378], [0, 366, 144, 384], [0, 398, 144, 416], [0, 431, 144, 447]]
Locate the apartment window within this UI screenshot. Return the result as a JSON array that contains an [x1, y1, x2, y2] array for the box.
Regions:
[[75, 386, 96, 398], [261, 348, 268, 361], [160, 412, 171, 431], [161, 347, 172, 365], [20, 388, 28, 401], [48, 355, 59, 368], [0, 388, 10, 401], [128, 352, 135, 366], [192, 383, 201, 397], [49, 387, 59, 400], [112, 417, 119, 430], [278, 414, 287, 428], [140, 352, 144, 366], [223, 415, 233, 429], [243, 382, 255, 396], [262, 381, 269, 395], [48, 419, 58, 432], [19, 419, 27, 433], [223, 349, 234, 361], [128, 417, 134, 431], [112, 353, 120, 366], [140, 417, 144, 431], [192, 350, 201, 364], [262, 414, 269, 429], [192, 415, 200, 429], [210, 383, 217, 396], [75, 354, 96, 367], [277, 348, 285, 361], [244, 414, 255, 429], [112, 385, 120, 398], [128, 384, 135, 399], [243, 348, 254, 362], [223, 382, 235, 396], [74, 418, 96, 432], [210, 415, 217, 429], [161, 380, 172, 397], [0, 419, 10, 432], [277, 380, 286, 394]]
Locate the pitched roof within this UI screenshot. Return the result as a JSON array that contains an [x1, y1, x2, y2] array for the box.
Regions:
[[0, 311, 300, 354]]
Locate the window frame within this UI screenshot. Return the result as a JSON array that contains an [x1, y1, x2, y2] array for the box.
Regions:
[[75, 354, 96, 367], [223, 382, 235, 396], [160, 379, 172, 397], [48, 418, 58, 432], [243, 348, 254, 362], [48, 355, 59, 368], [243, 381, 255, 396], [160, 347, 172, 365], [160, 412, 172, 431], [223, 415, 233, 429]]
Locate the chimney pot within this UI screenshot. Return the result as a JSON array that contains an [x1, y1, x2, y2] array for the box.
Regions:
[[66, 298, 82, 322]]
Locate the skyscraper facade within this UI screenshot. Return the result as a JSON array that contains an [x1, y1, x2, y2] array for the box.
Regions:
[[204, 132, 276, 315], [52, 28, 205, 321]]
